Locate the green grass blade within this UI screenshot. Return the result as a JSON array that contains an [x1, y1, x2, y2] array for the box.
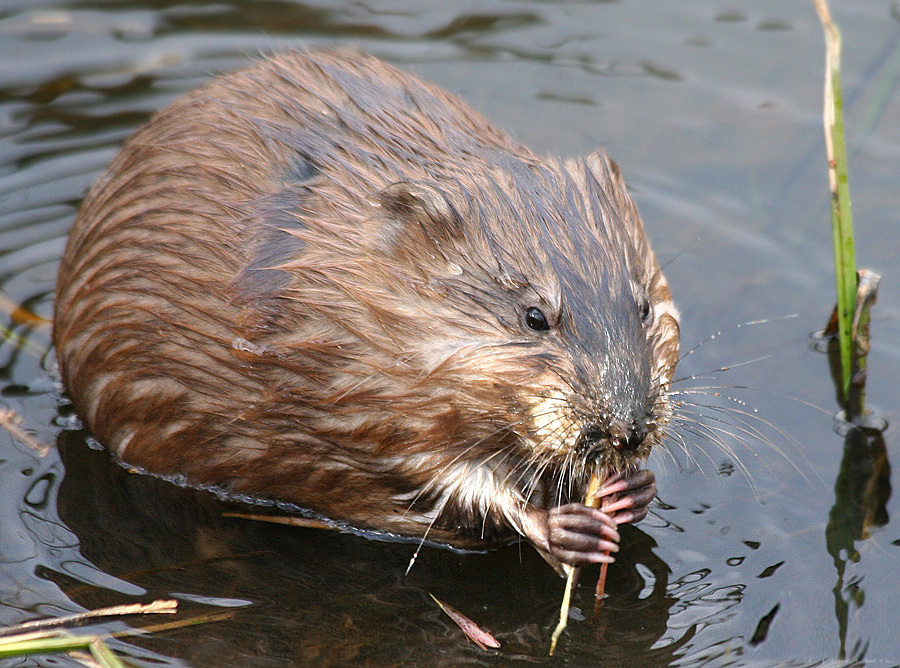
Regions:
[[0, 634, 129, 668], [814, 0, 858, 400], [0, 634, 91, 658]]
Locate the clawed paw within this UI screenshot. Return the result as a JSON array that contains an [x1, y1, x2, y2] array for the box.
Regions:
[[545, 469, 656, 566], [546, 503, 620, 566], [593, 469, 656, 524]]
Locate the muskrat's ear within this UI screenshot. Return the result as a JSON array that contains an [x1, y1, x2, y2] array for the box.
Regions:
[[581, 149, 646, 241], [377, 181, 464, 251], [584, 149, 625, 188]]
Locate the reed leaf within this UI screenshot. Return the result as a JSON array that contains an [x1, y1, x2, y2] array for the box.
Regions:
[[813, 0, 858, 399]]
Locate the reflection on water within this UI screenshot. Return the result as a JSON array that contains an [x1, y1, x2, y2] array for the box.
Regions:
[[1, 1, 900, 666], [826, 425, 892, 662], [50, 431, 681, 665]]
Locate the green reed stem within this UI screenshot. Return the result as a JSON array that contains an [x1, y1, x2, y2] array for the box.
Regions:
[[814, 0, 857, 400]]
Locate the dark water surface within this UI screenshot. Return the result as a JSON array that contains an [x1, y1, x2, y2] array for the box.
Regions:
[[2, 1, 899, 666]]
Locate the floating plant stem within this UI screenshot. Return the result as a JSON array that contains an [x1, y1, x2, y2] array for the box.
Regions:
[[0, 600, 179, 667], [0, 634, 126, 667]]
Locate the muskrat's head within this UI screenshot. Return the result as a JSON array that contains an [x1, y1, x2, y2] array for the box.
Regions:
[[246, 148, 680, 507]]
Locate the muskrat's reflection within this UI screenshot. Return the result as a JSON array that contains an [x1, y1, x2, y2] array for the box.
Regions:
[[56, 430, 678, 666]]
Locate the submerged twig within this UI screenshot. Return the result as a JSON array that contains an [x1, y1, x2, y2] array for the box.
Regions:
[[593, 561, 610, 620], [223, 512, 336, 531]]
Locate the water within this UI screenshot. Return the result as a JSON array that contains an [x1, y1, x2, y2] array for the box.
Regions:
[[1, 1, 899, 666]]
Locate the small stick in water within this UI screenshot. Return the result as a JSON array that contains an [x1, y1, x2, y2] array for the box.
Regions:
[[549, 471, 605, 655], [591, 473, 623, 618], [593, 545, 611, 620], [0, 600, 178, 638]]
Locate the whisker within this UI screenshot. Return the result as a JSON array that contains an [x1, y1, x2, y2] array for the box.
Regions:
[[677, 314, 799, 366], [655, 427, 707, 475], [672, 354, 778, 385], [668, 415, 761, 496], [405, 494, 454, 575], [672, 381, 823, 481], [677, 398, 816, 486], [668, 416, 740, 472]]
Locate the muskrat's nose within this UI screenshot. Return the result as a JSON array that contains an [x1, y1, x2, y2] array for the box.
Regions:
[[580, 422, 648, 453], [612, 420, 650, 451]]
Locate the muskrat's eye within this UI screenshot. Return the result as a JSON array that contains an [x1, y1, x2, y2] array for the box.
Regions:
[[524, 307, 550, 332]]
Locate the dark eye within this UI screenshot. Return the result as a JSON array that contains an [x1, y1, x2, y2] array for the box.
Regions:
[[524, 306, 550, 332], [638, 296, 653, 325]]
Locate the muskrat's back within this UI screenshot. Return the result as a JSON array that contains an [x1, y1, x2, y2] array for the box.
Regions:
[[54, 50, 680, 562]]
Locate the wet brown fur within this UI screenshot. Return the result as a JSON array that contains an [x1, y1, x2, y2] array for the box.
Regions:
[[54, 50, 680, 549]]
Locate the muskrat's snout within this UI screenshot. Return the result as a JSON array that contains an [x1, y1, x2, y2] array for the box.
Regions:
[[578, 420, 650, 457]]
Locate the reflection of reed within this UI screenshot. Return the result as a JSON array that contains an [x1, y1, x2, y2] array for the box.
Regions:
[[825, 425, 891, 660], [821, 288, 891, 660]]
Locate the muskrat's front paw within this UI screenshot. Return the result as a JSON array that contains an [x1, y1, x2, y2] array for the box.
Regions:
[[546, 503, 621, 566], [594, 469, 657, 524]]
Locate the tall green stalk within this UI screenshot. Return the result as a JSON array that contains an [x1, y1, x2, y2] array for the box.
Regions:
[[814, 0, 858, 400]]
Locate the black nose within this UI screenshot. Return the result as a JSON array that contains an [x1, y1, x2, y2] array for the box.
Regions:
[[579, 422, 648, 453], [610, 424, 647, 451]]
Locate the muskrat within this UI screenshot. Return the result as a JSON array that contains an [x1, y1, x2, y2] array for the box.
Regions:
[[53, 50, 680, 567]]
